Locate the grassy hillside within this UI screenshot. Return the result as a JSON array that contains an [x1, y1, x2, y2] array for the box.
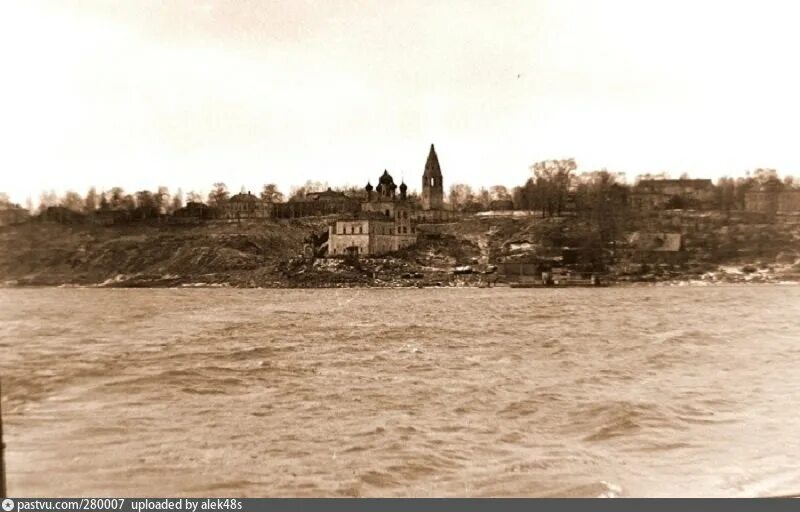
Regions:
[[2, 211, 800, 287], [0, 220, 318, 287]]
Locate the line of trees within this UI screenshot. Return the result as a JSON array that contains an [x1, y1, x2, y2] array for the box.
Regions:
[[29, 183, 288, 218], [714, 168, 796, 212], [511, 161, 800, 217], [510, 159, 578, 217], [35, 186, 192, 218], [6, 164, 800, 219], [447, 184, 513, 211]]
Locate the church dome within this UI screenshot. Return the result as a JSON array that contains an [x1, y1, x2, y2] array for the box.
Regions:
[[365, 182, 373, 192], [379, 170, 395, 186]]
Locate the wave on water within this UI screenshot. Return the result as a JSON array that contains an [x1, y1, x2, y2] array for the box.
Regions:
[[1, 286, 799, 496]]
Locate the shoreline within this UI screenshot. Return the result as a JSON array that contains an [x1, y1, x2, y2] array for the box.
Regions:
[[2, 277, 799, 290], [5, 263, 800, 289], [4, 212, 800, 293]]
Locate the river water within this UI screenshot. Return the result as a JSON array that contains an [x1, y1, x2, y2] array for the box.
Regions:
[[1, 286, 799, 497]]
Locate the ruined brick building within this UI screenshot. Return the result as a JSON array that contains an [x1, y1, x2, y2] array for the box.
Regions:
[[629, 179, 715, 210], [744, 179, 800, 216]]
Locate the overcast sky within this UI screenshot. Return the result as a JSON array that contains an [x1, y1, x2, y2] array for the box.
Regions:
[[3, 0, 800, 204]]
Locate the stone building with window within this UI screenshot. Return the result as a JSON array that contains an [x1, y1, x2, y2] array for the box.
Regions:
[[744, 180, 800, 216], [0, 203, 30, 226], [778, 189, 800, 214], [329, 169, 417, 256], [219, 191, 272, 221], [630, 179, 714, 210], [170, 201, 214, 224], [272, 188, 360, 219], [327, 215, 414, 256]]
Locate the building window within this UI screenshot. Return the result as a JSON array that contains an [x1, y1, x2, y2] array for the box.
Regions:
[[385, 209, 390, 217], [402, 226, 407, 234], [359, 226, 363, 234]]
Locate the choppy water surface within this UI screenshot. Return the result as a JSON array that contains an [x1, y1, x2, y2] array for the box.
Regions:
[[1, 286, 800, 497]]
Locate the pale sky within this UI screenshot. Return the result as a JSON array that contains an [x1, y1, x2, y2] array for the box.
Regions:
[[2, 0, 800, 204]]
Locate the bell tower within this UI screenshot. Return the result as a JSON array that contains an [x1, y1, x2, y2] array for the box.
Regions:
[[421, 143, 443, 210]]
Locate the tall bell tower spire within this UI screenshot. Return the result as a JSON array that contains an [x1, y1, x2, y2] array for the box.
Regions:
[[421, 143, 443, 210]]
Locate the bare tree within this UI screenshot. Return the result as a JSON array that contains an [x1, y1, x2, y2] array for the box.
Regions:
[[490, 185, 511, 201], [207, 182, 229, 206], [332, 185, 364, 197], [574, 170, 629, 259], [186, 191, 204, 204], [154, 186, 171, 214], [753, 168, 781, 185], [109, 187, 126, 210], [172, 188, 184, 211], [38, 190, 59, 213], [120, 193, 136, 211], [448, 183, 475, 210], [477, 187, 491, 209], [98, 191, 110, 211], [260, 183, 285, 203], [715, 177, 737, 212], [134, 190, 160, 218], [530, 158, 577, 217], [84, 187, 98, 213], [289, 180, 328, 200], [61, 191, 84, 212]]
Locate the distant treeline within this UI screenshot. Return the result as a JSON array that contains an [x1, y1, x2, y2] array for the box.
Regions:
[[2, 161, 798, 221], [0, 181, 409, 219]]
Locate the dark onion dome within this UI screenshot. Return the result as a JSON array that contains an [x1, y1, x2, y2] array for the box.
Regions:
[[365, 182, 373, 192], [379, 169, 395, 185], [399, 181, 408, 192]]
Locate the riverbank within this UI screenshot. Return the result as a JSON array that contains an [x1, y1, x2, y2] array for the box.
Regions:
[[3, 268, 800, 289], [3, 212, 800, 289]]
